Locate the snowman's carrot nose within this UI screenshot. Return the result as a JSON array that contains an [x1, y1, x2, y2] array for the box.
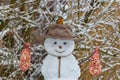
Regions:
[[58, 45, 62, 49]]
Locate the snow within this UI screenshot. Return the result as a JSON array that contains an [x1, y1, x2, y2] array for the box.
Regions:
[[42, 37, 80, 80], [0, 28, 10, 38], [0, 0, 120, 80]]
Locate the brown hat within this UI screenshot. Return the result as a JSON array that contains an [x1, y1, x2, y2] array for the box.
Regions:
[[46, 24, 73, 39], [32, 24, 74, 45]]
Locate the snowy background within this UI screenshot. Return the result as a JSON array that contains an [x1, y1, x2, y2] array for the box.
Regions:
[[0, 0, 120, 80]]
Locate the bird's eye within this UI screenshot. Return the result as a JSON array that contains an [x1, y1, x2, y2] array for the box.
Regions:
[[54, 42, 57, 45], [63, 42, 67, 45]]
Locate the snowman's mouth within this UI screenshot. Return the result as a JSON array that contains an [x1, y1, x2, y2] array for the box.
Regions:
[[55, 50, 65, 53]]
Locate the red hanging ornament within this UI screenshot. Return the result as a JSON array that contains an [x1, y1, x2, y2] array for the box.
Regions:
[[19, 43, 31, 71], [89, 46, 102, 77]]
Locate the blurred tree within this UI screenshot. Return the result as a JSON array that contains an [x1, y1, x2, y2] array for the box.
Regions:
[[0, 0, 120, 80]]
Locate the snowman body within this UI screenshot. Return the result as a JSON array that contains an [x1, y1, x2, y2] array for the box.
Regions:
[[41, 38, 80, 80]]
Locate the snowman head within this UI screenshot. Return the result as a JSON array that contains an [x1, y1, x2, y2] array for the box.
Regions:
[[44, 24, 74, 57], [44, 38, 74, 56]]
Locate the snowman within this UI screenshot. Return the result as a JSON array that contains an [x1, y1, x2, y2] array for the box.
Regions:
[[41, 24, 81, 80]]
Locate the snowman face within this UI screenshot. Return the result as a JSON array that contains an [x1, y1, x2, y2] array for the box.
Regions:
[[44, 38, 75, 57]]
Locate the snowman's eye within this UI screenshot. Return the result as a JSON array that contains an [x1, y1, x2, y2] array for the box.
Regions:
[[54, 42, 57, 45], [63, 42, 67, 45]]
